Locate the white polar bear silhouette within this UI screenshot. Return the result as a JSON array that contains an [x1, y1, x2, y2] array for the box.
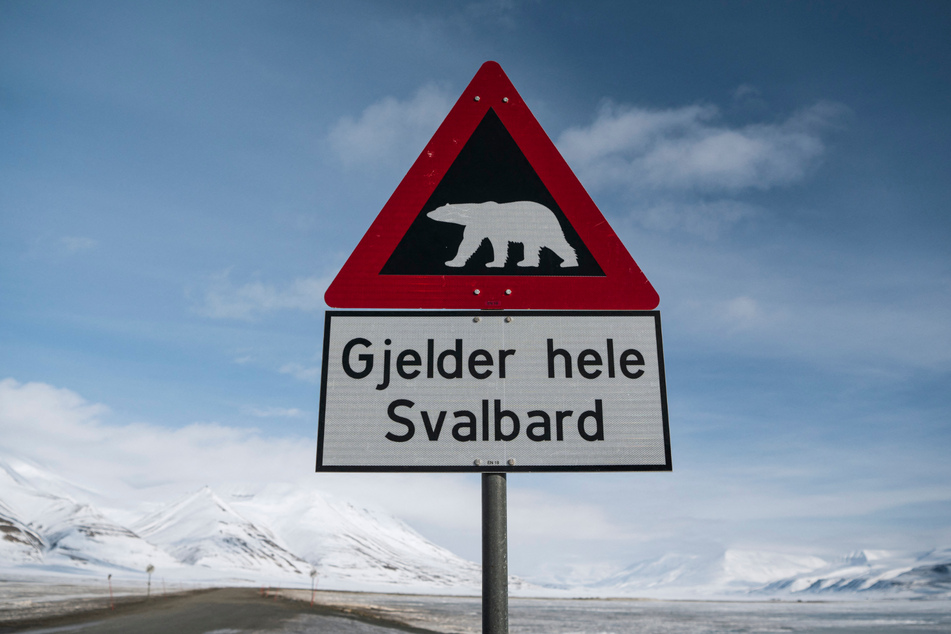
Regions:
[[427, 201, 578, 268]]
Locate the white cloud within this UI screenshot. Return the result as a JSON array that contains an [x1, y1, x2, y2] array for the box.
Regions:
[[194, 269, 331, 320], [508, 488, 626, 541], [327, 84, 451, 168], [463, 0, 519, 29], [242, 406, 307, 418], [279, 362, 321, 384], [28, 235, 99, 259], [732, 84, 762, 102], [557, 100, 847, 195], [0, 378, 309, 499], [639, 199, 759, 240], [666, 259, 951, 371], [704, 295, 786, 334], [59, 236, 98, 254], [0, 378, 109, 442], [722, 296, 763, 325]]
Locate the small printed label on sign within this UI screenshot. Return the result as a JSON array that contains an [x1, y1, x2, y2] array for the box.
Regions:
[[317, 311, 670, 472]]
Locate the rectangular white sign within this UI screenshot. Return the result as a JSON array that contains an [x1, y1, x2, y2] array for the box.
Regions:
[[317, 311, 670, 471]]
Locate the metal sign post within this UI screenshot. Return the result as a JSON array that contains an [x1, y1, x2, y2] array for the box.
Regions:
[[482, 473, 508, 634]]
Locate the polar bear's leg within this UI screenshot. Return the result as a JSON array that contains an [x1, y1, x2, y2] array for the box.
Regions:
[[518, 241, 542, 267], [518, 241, 578, 267], [484, 237, 509, 267], [446, 231, 487, 267], [557, 250, 578, 268], [550, 238, 578, 267]]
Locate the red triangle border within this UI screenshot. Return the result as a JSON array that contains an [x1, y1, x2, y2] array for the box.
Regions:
[[324, 61, 659, 310]]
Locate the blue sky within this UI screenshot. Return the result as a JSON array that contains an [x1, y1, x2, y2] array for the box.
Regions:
[[1, 1, 950, 579]]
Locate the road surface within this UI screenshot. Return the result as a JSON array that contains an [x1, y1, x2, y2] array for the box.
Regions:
[[1, 588, 440, 634]]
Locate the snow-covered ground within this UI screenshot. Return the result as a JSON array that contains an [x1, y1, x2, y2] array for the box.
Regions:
[[272, 592, 951, 634], [2, 452, 949, 601]]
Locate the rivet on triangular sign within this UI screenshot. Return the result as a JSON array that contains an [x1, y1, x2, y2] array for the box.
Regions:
[[324, 61, 659, 310]]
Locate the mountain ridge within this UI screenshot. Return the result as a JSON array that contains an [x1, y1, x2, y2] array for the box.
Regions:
[[1, 455, 948, 598]]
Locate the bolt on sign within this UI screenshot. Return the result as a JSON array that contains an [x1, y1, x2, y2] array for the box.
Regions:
[[318, 62, 670, 472]]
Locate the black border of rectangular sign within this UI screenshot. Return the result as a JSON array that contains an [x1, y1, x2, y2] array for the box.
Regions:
[[316, 310, 670, 472]]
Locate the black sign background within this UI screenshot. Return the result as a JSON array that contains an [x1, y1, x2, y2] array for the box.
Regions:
[[380, 109, 604, 277]]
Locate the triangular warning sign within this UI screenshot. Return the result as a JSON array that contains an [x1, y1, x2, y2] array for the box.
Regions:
[[324, 61, 659, 310]]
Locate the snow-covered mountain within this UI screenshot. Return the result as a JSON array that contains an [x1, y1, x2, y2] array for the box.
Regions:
[[0, 500, 45, 563], [0, 458, 178, 573], [759, 548, 951, 597], [133, 487, 310, 577], [2, 454, 948, 598], [586, 550, 828, 598], [585, 548, 951, 599], [0, 456, 489, 593], [226, 483, 485, 591], [33, 497, 180, 571]]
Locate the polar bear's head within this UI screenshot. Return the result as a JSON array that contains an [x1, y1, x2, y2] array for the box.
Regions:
[[427, 203, 471, 225]]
